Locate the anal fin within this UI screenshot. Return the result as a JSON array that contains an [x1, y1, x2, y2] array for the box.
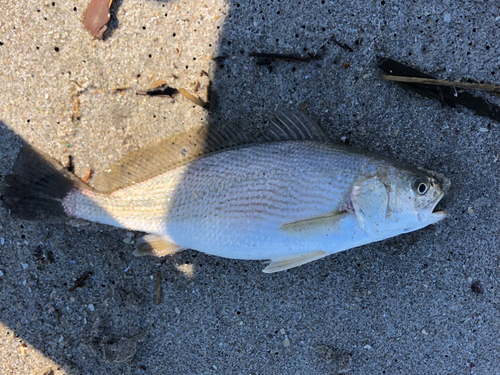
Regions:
[[263, 250, 329, 273], [133, 234, 183, 257]]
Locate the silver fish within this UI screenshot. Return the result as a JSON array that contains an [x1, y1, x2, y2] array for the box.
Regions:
[[4, 110, 449, 272]]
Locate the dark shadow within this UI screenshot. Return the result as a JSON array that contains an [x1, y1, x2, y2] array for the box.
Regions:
[[101, 0, 124, 40]]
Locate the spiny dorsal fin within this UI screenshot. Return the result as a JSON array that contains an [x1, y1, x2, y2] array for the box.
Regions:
[[93, 109, 329, 193], [262, 110, 327, 142]]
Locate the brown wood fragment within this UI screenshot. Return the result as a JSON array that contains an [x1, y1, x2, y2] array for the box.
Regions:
[[206, 81, 211, 104], [73, 95, 80, 119], [82, 169, 92, 183], [150, 80, 168, 89], [111, 86, 131, 92], [192, 80, 200, 92], [155, 271, 161, 305], [178, 88, 208, 108], [380, 75, 500, 94], [82, 0, 113, 39]]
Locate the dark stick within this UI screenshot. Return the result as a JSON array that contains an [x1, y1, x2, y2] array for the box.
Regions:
[[68, 271, 92, 292]]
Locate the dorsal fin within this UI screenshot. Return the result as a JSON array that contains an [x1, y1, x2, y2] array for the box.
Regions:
[[93, 109, 329, 193], [262, 110, 327, 142]]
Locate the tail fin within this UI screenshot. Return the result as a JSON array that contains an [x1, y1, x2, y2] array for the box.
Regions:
[[3, 145, 89, 220]]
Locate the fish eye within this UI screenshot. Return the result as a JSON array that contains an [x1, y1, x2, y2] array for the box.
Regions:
[[412, 177, 430, 195]]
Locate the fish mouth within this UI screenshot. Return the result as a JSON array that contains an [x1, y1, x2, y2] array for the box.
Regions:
[[419, 191, 448, 224]]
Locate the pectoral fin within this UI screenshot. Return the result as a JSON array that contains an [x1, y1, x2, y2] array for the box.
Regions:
[[350, 177, 388, 236], [263, 250, 329, 273], [133, 234, 184, 257], [280, 211, 348, 237]]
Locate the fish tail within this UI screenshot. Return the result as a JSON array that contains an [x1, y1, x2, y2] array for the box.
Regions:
[[3, 144, 90, 220]]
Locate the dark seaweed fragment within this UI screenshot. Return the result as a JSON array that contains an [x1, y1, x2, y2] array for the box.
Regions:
[[378, 58, 500, 123]]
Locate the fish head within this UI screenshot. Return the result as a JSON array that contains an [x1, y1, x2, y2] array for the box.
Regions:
[[385, 168, 450, 235]]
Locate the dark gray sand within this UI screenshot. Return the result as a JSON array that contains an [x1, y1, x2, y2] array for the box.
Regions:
[[0, 0, 498, 374]]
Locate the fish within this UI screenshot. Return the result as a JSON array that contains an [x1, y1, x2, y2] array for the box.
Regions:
[[3, 110, 450, 272]]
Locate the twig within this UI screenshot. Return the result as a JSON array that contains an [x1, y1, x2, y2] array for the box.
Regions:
[[68, 271, 92, 292], [252, 52, 322, 62], [331, 38, 353, 52], [381, 75, 500, 94], [313, 35, 352, 56], [249, 52, 320, 62], [178, 88, 208, 108], [155, 271, 161, 305], [82, 169, 92, 183]]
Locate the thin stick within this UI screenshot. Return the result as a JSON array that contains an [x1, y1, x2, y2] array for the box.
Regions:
[[380, 75, 500, 94], [178, 88, 208, 108], [249, 52, 319, 62], [68, 271, 91, 292], [82, 169, 92, 183], [155, 271, 161, 305]]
